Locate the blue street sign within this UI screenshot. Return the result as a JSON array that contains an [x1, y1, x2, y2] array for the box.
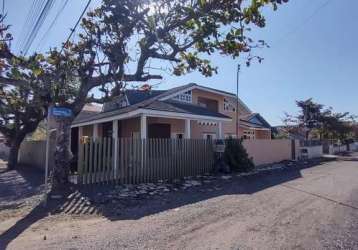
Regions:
[[51, 107, 73, 117]]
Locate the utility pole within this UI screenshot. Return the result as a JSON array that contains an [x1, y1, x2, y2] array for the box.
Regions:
[[236, 64, 240, 138]]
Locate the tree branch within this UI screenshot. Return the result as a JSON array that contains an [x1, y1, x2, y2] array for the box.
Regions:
[[0, 76, 28, 87], [88, 73, 163, 89]]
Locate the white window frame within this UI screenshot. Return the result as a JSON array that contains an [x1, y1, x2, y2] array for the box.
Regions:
[[203, 133, 217, 140], [224, 98, 236, 112], [243, 130, 255, 140], [171, 133, 184, 139], [225, 133, 237, 139], [171, 90, 192, 103]]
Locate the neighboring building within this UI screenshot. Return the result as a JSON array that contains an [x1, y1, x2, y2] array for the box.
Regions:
[[274, 125, 306, 140], [70, 83, 271, 153]]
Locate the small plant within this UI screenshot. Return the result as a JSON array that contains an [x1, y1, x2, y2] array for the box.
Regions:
[[224, 137, 254, 173]]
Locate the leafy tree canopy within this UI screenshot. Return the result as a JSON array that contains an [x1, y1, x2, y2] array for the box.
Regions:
[[283, 98, 356, 141], [1, 0, 288, 183]]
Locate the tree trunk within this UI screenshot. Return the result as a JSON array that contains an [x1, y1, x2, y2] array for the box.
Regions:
[[51, 116, 74, 191], [7, 141, 21, 170]]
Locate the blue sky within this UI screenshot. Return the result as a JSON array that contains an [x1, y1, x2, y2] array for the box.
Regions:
[[4, 0, 357, 125]]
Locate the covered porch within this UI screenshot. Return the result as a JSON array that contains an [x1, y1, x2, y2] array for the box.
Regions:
[[71, 109, 231, 171], [70, 110, 230, 184], [72, 111, 229, 141]]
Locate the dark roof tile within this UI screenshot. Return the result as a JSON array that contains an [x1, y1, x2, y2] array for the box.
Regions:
[[145, 100, 231, 119]]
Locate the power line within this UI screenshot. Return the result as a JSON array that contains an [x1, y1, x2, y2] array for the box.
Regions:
[[273, 0, 333, 45], [16, 0, 46, 53], [60, 0, 92, 53], [35, 0, 70, 50], [2, 0, 5, 15], [22, 0, 55, 55]]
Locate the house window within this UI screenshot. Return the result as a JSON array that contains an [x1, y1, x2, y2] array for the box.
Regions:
[[225, 133, 237, 139], [203, 133, 217, 140], [132, 132, 140, 139], [172, 90, 192, 103], [224, 98, 236, 112], [172, 133, 184, 139], [119, 99, 127, 108], [197, 97, 218, 112], [243, 130, 255, 140]]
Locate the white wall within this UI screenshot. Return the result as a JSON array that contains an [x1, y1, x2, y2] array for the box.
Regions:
[[333, 145, 347, 154], [299, 145, 323, 159], [18, 140, 55, 170], [349, 143, 358, 152], [243, 139, 293, 166]]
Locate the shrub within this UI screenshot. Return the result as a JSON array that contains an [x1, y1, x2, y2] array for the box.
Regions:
[[223, 137, 255, 173]]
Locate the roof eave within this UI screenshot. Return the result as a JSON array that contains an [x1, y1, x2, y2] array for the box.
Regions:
[[72, 108, 231, 127]]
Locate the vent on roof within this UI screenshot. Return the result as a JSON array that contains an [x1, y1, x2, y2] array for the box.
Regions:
[[139, 84, 152, 91]]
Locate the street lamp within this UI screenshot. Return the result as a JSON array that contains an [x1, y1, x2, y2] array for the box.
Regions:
[[236, 64, 240, 139]]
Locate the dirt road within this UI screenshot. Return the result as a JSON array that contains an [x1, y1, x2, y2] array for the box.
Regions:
[[1, 159, 358, 249]]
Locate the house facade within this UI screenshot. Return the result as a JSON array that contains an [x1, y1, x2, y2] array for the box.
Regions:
[[70, 83, 271, 153]]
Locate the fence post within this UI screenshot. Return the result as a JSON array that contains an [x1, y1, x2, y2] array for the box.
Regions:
[[113, 120, 119, 180], [77, 127, 83, 176]]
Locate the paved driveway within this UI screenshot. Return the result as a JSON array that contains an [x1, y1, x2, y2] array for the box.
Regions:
[[1, 159, 358, 250]]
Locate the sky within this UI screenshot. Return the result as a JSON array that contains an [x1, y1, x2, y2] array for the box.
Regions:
[[3, 0, 357, 125]]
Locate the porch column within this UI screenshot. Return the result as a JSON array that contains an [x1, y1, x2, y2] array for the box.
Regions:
[[140, 115, 147, 171], [140, 115, 147, 139], [218, 121, 223, 139], [184, 119, 191, 139], [93, 123, 99, 139], [77, 126, 84, 175], [78, 126, 83, 144], [112, 120, 118, 177]]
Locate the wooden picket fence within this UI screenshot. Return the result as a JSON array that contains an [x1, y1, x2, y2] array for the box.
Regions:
[[77, 138, 215, 185]]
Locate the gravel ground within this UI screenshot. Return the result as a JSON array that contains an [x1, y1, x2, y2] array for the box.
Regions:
[[1, 158, 358, 250], [0, 162, 45, 221]]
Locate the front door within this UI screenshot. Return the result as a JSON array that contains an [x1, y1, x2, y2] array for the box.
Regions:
[[148, 123, 171, 138]]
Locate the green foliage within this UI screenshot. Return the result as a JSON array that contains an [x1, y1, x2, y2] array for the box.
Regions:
[[1, 0, 288, 176], [224, 137, 254, 172], [0, 16, 49, 168], [284, 98, 356, 141]]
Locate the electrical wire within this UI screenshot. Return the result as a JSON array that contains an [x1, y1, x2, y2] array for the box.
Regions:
[[60, 0, 92, 53], [273, 0, 333, 45], [16, 0, 46, 53], [22, 0, 55, 55], [35, 0, 70, 50]]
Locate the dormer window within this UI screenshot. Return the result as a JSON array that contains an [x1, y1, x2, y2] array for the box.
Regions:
[[224, 98, 236, 112], [102, 95, 128, 112], [119, 99, 127, 108], [172, 90, 192, 103]]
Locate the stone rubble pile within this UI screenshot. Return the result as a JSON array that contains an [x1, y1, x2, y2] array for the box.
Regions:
[[92, 174, 222, 205], [89, 160, 306, 206]]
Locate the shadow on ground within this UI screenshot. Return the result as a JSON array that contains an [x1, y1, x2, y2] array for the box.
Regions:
[[0, 163, 44, 208], [0, 159, 324, 248]]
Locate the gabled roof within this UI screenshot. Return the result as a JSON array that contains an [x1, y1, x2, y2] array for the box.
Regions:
[[125, 89, 166, 105], [73, 99, 231, 126], [74, 104, 102, 123], [146, 100, 230, 119], [240, 113, 271, 129], [158, 83, 251, 113], [73, 83, 247, 126]]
